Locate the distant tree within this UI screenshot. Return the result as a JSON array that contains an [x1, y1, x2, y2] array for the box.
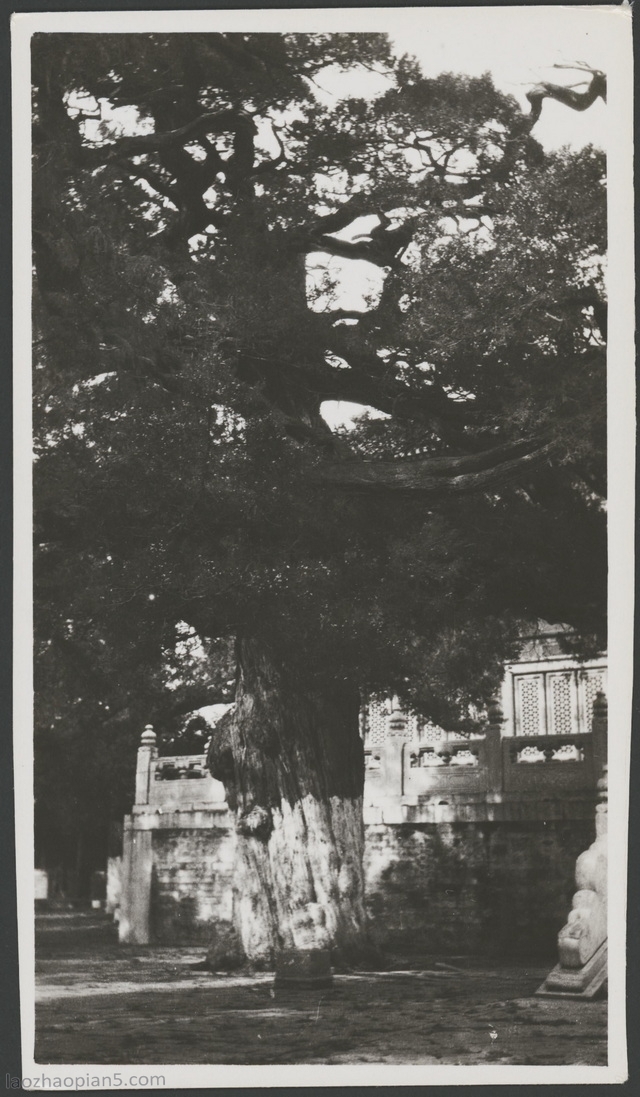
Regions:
[[34, 599, 234, 894], [32, 34, 606, 959]]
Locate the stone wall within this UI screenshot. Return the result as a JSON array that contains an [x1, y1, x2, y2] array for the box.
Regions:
[[364, 819, 595, 959], [135, 818, 594, 959], [150, 827, 235, 945]]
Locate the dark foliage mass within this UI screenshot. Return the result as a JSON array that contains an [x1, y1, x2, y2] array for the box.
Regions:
[[31, 34, 606, 885]]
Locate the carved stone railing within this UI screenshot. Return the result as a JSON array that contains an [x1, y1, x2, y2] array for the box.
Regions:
[[132, 726, 227, 812], [134, 693, 606, 824], [501, 733, 597, 794], [409, 741, 482, 767], [364, 693, 607, 824], [153, 755, 210, 781], [403, 730, 498, 798]]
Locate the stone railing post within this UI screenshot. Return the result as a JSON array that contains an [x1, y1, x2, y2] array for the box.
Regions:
[[484, 696, 504, 799], [595, 762, 608, 827], [135, 724, 157, 806], [360, 697, 407, 822], [387, 695, 408, 737], [591, 691, 608, 782], [119, 725, 157, 945]]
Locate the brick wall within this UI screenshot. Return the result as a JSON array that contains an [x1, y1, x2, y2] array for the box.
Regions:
[[364, 819, 595, 960], [141, 817, 593, 957], [150, 827, 236, 944]]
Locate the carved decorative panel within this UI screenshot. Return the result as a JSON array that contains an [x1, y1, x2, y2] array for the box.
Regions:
[[365, 700, 388, 746], [514, 673, 545, 736], [547, 672, 576, 736]]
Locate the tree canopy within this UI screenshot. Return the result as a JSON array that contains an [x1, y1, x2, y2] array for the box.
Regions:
[[32, 34, 607, 881]]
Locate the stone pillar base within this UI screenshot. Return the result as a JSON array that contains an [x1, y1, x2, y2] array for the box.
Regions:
[[537, 722, 608, 1003], [274, 948, 333, 989], [536, 940, 607, 999]]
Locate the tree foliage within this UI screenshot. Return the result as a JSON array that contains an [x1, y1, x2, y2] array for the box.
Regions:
[[32, 34, 607, 874]]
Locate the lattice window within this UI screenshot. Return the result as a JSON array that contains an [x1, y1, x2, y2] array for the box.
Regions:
[[514, 674, 545, 736], [512, 664, 606, 737], [364, 700, 388, 746], [364, 698, 425, 743], [419, 722, 445, 743], [547, 672, 574, 736]]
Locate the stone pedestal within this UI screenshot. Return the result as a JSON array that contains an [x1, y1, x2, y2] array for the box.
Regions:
[[274, 948, 333, 990], [537, 696, 608, 999], [538, 940, 607, 998]]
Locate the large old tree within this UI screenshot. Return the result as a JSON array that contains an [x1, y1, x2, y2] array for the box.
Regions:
[[33, 34, 606, 963]]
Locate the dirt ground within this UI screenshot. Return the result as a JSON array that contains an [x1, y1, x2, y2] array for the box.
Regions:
[[35, 911, 607, 1066]]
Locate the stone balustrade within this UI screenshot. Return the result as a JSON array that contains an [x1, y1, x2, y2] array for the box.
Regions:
[[131, 694, 606, 828], [130, 695, 606, 832], [133, 732, 228, 814], [364, 693, 607, 824]]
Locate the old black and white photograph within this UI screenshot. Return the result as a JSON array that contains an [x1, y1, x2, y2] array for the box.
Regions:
[[13, 4, 633, 1086]]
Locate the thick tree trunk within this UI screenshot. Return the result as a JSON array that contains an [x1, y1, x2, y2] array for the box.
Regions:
[[206, 635, 369, 969]]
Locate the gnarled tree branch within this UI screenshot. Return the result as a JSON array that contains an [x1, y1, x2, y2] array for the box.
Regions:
[[111, 109, 258, 156], [526, 68, 606, 126], [312, 440, 555, 494]]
